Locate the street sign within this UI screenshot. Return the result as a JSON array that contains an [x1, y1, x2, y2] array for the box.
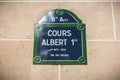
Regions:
[[33, 9, 87, 65]]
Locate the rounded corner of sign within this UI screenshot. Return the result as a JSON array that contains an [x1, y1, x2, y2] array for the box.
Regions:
[[34, 23, 40, 28], [77, 24, 85, 31], [34, 24, 38, 27], [78, 56, 87, 64], [33, 56, 41, 64]]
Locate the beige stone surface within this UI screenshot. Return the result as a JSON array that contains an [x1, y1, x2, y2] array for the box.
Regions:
[[0, 0, 59, 2], [0, 41, 58, 80], [113, 2, 120, 40], [59, 2, 114, 39], [30, 65, 58, 80], [0, 41, 32, 80], [61, 42, 120, 80], [0, 2, 120, 80], [0, 2, 57, 39], [0, 2, 114, 39], [0, 0, 119, 1], [0, 41, 32, 67]]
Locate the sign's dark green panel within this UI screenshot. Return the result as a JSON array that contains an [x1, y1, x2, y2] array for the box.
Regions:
[[33, 9, 87, 65]]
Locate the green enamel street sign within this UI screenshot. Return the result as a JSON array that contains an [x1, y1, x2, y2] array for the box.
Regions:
[[33, 9, 87, 65]]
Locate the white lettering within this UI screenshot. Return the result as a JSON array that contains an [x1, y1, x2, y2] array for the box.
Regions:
[[47, 30, 72, 37], [42, 39, 67, 46]]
